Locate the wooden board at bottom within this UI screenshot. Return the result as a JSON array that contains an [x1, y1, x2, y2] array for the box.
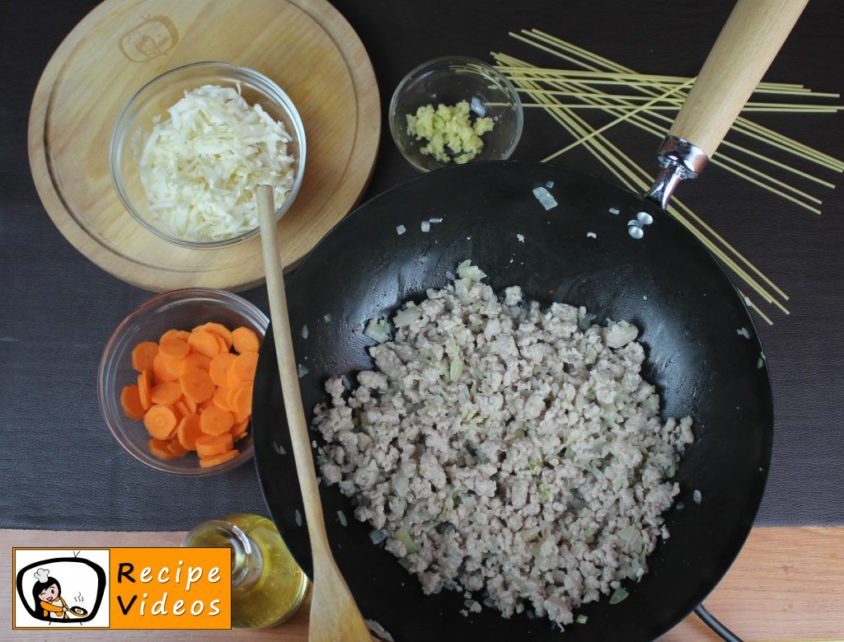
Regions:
[[28, 0, 380, 292]]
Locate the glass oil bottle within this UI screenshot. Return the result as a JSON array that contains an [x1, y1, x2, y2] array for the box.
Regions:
[[183, 512, 309, 628]]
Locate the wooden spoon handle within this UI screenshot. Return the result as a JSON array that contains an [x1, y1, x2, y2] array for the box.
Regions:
[[256, 185, 329, 553], [257, 187, 372, 641], [669, 0, 808, 158]]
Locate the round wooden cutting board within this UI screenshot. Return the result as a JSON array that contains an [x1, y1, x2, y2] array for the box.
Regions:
[[28, 0, 380, 292]]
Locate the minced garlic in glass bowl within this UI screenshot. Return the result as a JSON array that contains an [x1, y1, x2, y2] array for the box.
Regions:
[[389, 56, 523, 172], [406, 101, 495, 164]]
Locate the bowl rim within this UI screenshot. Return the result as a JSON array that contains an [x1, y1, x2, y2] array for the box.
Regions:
[[97, 287, 269, 476], [109, 60, 307, 250], [388, 55, 524, 172]]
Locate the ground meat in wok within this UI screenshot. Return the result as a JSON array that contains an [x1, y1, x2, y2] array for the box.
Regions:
[[313, 263, 693, 629]]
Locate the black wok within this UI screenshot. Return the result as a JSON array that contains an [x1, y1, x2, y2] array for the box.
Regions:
[[252, 161, 772, 642], [252, 1, 798, 639]]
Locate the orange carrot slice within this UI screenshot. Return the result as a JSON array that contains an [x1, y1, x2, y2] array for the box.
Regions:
[[188, 330, 223, 358], [166, 439, 188, 457], [160, 329, 190, 344], [179, 367, 215, 403], [149, 438, 178, 460], [169, 402, 186, 423], [159, 338, 190, 359], [199, 449, 240, 468], [212, 386, 232, 411], [195, 433, 234, 458], [200, 405, 235, 436], [175, 399, 191, 419], [229, 351, 259, 386], [209, 353, 237, 387], [153, 353, 181, 383], [144, 405, 178, 439], [120, 384, 145, 420], [176, 414, 202, 451], [131, 341, 159, 372], [232, 327, 260, 354], [225, 386, 241, 413], [182, 352, 211, 372], [226, 363, 241, 389], [181, 395, 198, 414], [231, 419, 250, 441], [150, 381, 182, 406], [231, 385, 253, 422], [201, 322, 233, 350], [137, 370, 153, 411]]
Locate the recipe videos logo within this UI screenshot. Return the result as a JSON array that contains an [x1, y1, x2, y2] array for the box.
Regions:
[[13, 548, 231, 630]]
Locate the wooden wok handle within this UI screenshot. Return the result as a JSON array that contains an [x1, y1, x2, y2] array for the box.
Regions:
[[669, 0, 808, 158]]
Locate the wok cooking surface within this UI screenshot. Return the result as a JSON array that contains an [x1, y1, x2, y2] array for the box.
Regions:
[[252, 161, 772, 641]]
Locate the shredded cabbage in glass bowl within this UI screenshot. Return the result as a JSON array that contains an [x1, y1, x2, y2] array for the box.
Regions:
[[110, 62, 306, 249]]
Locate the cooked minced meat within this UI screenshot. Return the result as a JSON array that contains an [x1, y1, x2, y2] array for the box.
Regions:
[[313, 263, 693, 629]]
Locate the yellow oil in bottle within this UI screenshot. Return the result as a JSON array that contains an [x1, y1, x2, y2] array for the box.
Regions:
[[182, 513, 309, 628]]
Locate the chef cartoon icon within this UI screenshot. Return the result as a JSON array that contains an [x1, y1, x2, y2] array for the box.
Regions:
[[14, 552, 106, 627], [31, 568, 87, 621]]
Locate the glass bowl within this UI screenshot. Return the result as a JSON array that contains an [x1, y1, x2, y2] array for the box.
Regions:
[[388, 56, 523, 172], [110, 61, 306, 249], [98, 288, 269, 476]]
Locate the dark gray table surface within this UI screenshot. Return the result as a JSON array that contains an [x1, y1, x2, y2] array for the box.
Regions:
[[1, 0, 842, 531]]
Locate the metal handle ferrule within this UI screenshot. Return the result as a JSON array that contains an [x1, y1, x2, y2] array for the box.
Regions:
[[645, 136, 709, 209]]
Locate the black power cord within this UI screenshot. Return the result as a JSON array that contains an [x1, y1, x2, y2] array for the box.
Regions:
[[695, 604, 743, 642]]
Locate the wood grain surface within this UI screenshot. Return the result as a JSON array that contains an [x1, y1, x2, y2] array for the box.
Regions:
[[27, 0, 381, 292], [668, 0, 808, 157], [3, 526, 842, 640]]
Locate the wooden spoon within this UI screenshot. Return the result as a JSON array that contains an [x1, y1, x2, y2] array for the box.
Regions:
[[256, 185, 372, 642]]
